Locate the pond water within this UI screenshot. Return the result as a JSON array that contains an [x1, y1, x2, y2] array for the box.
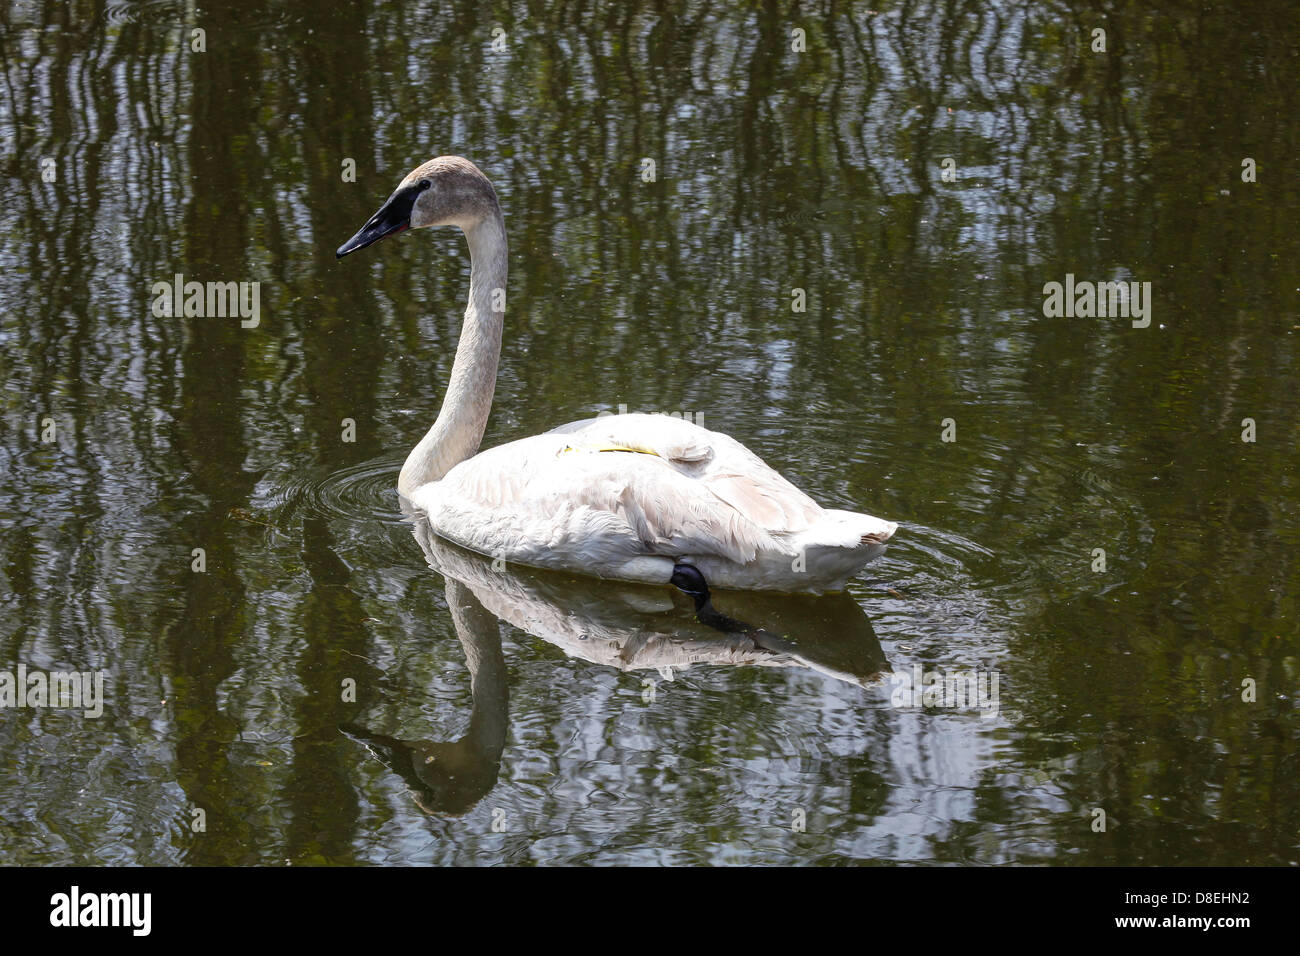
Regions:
[[0, 0, 1296, 865]]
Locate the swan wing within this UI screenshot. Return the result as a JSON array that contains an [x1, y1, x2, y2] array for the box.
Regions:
[[547, 413, 822, 532]]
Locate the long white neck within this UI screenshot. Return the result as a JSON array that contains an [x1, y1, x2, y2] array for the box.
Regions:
[[398, 209, 508, 499]]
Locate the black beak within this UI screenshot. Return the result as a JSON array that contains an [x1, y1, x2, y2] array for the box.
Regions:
[[336, 180, 430, 259]]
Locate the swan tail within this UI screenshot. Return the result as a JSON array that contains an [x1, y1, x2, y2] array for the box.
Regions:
[[789, 510, 898, 590], [687, 509, 897, 593]]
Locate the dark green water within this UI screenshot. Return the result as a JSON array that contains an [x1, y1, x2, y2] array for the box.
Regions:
[[0, 0, 1297, 865]]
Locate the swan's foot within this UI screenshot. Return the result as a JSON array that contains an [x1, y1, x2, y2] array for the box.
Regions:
[[670, 563, 711, 610], [671, 564, 766, 640], [670, 563, 741, 634]]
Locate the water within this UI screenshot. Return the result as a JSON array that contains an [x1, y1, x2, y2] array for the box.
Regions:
[[0, 0, 1297, 865]]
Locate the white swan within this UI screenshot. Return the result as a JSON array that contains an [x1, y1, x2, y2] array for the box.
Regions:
[[337, 156, 897, 593]]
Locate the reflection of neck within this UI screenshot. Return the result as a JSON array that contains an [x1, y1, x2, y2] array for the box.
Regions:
[[398, 209, 508, 498], [446, 579, 509, 758]]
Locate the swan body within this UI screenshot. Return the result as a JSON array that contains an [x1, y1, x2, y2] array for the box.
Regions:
[[412, 412, 895, 591], [338, 156, 897, 593]]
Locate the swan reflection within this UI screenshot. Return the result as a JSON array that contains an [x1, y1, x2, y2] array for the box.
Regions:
[[344, 516, 888, 814]]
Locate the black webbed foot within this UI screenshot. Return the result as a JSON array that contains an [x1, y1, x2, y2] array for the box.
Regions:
[[670, 563, 711, 610], [672, 563, 757, 636]]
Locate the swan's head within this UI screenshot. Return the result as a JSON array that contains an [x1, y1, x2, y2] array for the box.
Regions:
[[336, 156, 500, 259]]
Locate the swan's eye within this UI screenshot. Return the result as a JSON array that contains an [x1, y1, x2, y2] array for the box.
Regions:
[[417, 179, 431, 192]]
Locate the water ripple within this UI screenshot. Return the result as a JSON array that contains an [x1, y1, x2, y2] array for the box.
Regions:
[[262, 455, 408, 528]]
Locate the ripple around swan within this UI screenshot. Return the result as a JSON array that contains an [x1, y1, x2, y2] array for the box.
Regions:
[[251, 423, 1153, 666], [101, 0, 180, 27], [975, 443, 1155, 611], [101, 0, 299, 30], [259, 456, 409, 529], [884, 437, 1151, 604], [842, 431, 1158, 675]]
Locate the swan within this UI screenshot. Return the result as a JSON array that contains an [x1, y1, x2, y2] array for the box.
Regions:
[[337, 156, 898, 593], [343, 546, 885, 815]]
